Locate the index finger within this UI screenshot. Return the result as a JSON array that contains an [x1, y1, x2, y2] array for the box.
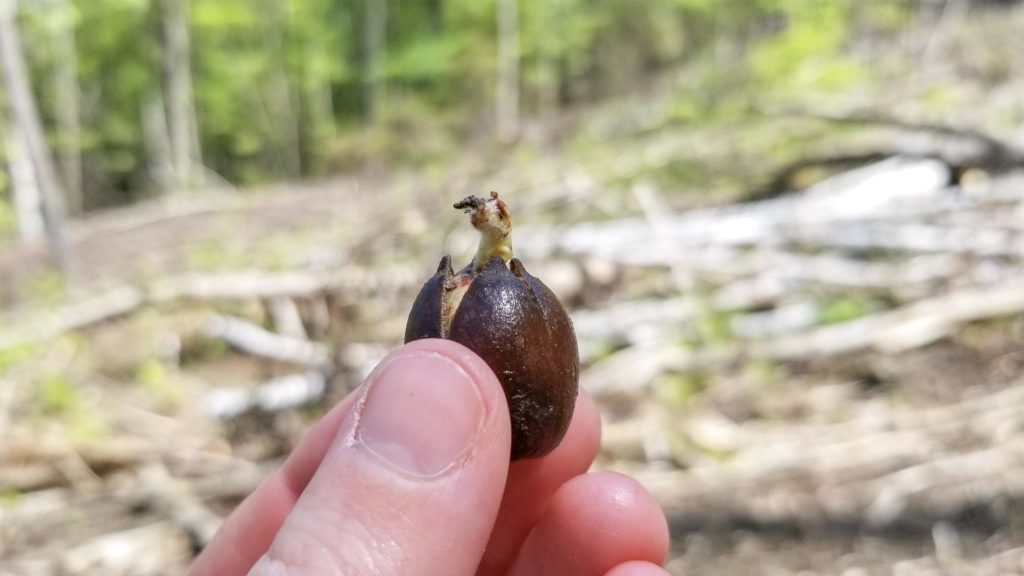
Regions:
[[477, 389, 603, 575]]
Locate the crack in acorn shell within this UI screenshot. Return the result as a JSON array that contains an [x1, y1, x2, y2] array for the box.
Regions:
[[405, 256, 579, 459]]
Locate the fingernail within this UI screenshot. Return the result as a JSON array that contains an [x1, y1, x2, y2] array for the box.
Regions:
[[355, 351, 485, 477]]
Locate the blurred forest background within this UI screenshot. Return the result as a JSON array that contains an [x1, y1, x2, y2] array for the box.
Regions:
[[3, 0, 1024, 574]]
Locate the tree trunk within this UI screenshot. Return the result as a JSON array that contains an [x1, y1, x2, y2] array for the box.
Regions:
[[52, 1, 82, 214], [362, 0, 386, 125], [496, 0, 520, 142], [6, 122, 44, 243], [142, 92, 175, 192], [534, 0, 559, 121], [302, 21, 336, 172], [306, 57, 336, 152], [265, 0, 301, 178], [0, 0, 68, 266], [161, 0, 203, 191]]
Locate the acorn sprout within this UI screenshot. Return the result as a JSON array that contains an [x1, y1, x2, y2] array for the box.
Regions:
[[404, 192, 579, 460]]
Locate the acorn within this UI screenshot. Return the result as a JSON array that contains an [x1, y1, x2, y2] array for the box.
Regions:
[[405, 192, 579, 460]]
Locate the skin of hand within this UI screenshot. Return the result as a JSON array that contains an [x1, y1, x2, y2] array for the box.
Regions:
[[190, 338, 670, 576]]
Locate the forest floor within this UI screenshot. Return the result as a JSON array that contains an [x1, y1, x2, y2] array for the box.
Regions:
[[4, 8, 1024, 575]]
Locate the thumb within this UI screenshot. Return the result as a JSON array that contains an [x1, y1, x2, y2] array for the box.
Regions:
[[249, 339, 511, 576]]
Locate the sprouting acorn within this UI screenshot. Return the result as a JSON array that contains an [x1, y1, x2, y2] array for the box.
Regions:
[[404, 192, 579, 460]]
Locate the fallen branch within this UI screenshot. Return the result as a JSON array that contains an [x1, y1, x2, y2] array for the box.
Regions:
[[202, 371, 327, 420], [0, 265, 419, 355], [583, 274, 1024, 395], [770, 108, 1024, 169], [519, 158, 955, 262], [134, 464, 223, 549], [61, 521, 191, 575], [750, 152, 890, 200], [635, 437, 1024, 533], [204, 314, 329, 368], [628, 383, 1024, 533], [0, 436, 152, 492], [264, 296, 308, 340]]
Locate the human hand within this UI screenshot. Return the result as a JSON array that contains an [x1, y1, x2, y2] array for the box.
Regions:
[[190, 339, 670, 576]]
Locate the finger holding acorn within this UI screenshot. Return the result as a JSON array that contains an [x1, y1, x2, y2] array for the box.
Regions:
[[405, 192, 579, 460]]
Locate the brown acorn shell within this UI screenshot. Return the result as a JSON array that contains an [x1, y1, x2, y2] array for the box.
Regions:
[[405, 256, 579, 459], [404, 255, 452, 341]]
